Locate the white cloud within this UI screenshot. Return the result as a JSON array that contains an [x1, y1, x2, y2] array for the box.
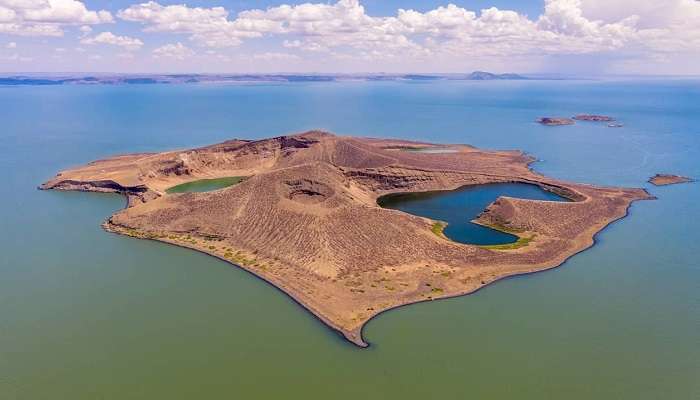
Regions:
[[0, 6, 17, 23], [3, 0, 700, 73], [1, 52, 32, 62], [21, 0, 112, 24], [251, 51, 300, 61], [283, 39, 326, 52], [78, 23, 90, 36], [115, 0, 673, 59], [5, 41, 16, 48], [0, 21, 62, 35], [152, 42, 194, 60], [118, 1, 260, 47], [0, 0, 111, 37], [81, 31, 143, 50], [282, 39, 300, 48]]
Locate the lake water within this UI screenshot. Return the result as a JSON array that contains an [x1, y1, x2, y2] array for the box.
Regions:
[[378, 183, 565, 245], [165, 176, 245, 194], [1, 80, 698, 399]]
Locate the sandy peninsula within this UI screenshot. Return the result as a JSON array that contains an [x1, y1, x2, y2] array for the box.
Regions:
[[648, 174, 693, 186], [40, 131, 653, 347]]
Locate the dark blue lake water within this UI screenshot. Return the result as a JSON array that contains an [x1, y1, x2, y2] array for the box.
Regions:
[[378, 183, 565, 245]]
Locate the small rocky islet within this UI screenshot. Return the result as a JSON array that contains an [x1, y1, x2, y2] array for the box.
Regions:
[[573, 114, 615, 122], [648, 174, 694, 186], [537, 117, 575, 126], [538, 114, 620, 127]]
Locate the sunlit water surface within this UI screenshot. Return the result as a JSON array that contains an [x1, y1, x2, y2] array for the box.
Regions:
[[1, 80, 698, 399]]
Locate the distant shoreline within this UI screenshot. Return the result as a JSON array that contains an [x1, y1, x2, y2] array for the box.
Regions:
[[0, 71, 531, 86], [3, 73, 699, 86]]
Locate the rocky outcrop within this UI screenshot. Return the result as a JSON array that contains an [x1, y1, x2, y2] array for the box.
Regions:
[[537, 117, 575, 126], [648, 174, 693, 186], [573, 114, 615, 122], [39, 178, 160, 206]]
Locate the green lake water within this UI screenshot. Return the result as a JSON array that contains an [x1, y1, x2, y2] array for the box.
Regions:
[[0, 80, 698, 399], [165, 177, 245, 194], [378, 183, 565, 245]]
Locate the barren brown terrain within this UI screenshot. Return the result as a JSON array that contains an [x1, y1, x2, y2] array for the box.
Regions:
[[41, 131, 653, 347], [648, 174, 693, 186]]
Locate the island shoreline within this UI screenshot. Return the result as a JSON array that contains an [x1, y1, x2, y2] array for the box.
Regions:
[[40, 131, 654, 348], [101, 218, 363, 347], [355, 192, 649, 347], [69, 173, 651, 349]]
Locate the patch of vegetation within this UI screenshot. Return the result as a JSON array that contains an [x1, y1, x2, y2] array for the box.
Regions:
[[481, 234, 536, 250], [431, 221, 447, 238], [483, 221, 525, 233], [430, 287, 444, 293]]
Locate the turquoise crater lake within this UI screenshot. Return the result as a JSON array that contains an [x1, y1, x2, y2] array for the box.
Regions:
[[378, 183, 566, 245]]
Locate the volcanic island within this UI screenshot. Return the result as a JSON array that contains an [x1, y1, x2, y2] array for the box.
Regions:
[[40, 131, 653, 347]]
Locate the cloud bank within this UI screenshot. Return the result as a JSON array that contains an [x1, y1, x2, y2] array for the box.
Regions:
[[0, 0, 112, 36], [1, 0, 699, 73]]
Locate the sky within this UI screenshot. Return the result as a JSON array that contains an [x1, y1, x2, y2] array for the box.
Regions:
[[0, 0, 698, 75]]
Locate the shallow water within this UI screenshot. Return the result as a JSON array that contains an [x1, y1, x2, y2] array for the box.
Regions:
[[165, 176, 245, 194], [1, 80, 698, 399], [378, 183, 565, 245]]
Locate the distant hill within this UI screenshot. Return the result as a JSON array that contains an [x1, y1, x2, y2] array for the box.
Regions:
[[0, 77, 64, 85], [467, 71, 528, 80], [0, 72, 529, 85]]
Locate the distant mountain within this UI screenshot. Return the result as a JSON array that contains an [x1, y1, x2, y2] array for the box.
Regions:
[[0, 72, 530, 85], [467, 71, 528, 80], [0, 77, 64, 85], [401, 74, 443, 81]]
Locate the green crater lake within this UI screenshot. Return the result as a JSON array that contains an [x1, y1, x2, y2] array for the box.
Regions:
[[378, 183, 566, 245], [165, 176, 245, 194]]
